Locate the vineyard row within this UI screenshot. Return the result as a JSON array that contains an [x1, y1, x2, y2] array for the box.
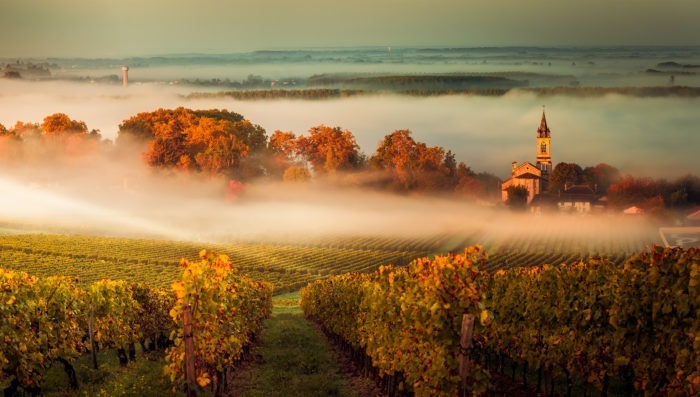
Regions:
[[0, 250, 273, 396], [301, 246, 700, 396]]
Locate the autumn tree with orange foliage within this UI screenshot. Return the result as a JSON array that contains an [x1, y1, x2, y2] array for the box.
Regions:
[[454, 163, 486, 198], [39, 113, 102, 158], [370, 129, 455, 191], [11, 121, 42, 139], [118, 107, 267, 178], [268, 130, 297, 159], [607, 175, 670, 219], [41, 113, 88, 136], [0, 122, 22, 163], [283, 166, 311, 183], [294, 125, 363, 174], [265, 130, 298, 176], [0, 114, 101, 162]]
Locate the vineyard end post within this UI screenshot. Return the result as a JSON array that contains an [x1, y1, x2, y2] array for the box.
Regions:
[[88, 304, 98, 370], [183, 302, 196, 397], [459, 313, 475, 397]]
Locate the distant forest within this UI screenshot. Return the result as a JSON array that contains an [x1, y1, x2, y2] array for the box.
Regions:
[[187, 85, 700, 100]]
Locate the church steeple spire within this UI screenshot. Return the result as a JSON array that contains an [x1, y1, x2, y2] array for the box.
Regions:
[[537, 106, 550, 138], [536, 106, 552, 176]]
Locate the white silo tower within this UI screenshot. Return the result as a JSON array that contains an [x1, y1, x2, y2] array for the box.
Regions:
[[121, 65, 129, 86]]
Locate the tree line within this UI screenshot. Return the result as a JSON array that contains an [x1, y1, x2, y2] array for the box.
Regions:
[[116, 107, 500, 198], [547, 162, 700, 213], [2, 108, 698, 209]]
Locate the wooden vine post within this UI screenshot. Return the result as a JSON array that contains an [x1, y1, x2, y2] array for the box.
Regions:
[[183, 302, 196, 397], [88, 304, 98, 370], [459, 313, 475, 397]]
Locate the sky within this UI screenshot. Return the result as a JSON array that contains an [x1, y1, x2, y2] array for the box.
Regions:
[[0, 0, 699, 58]]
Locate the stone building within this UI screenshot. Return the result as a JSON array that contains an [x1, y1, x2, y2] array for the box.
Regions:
[[501, 110, 552, 203]]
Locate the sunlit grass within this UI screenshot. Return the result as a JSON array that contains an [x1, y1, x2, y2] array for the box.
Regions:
[[231, 306, 356, 397]]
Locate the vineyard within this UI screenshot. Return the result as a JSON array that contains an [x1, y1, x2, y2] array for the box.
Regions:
[[0, 232, 447, 294], [0, 251, 272, 396], [301, 246, 700, 397], [0, 216, 660, 296], [0, 220, 686, 396]]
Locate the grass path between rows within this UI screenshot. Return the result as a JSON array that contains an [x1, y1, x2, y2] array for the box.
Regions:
[[231, 292, 362, 397]]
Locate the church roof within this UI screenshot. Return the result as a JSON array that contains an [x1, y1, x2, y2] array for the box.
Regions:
[[515, 172, 543, 180], [537, 110, 550, 138], [559, 184, 597, 203]]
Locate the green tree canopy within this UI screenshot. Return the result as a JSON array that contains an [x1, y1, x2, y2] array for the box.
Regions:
[[548, 162, 584, 194]]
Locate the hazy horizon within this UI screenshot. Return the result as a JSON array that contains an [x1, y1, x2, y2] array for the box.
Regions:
[[1, 1, 699, 58]]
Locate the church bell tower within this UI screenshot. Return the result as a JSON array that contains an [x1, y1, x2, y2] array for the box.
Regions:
[[536, 108, 552, 176]]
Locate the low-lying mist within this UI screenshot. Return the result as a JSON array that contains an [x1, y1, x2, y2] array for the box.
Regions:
[[0, 128, 660, 254], [0, 154, 660, 255], [0, 77, 690, 252], [1, 79, 698, 179]]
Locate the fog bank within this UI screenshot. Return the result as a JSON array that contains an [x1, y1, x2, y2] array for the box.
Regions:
[[0, 79, 697, 179]]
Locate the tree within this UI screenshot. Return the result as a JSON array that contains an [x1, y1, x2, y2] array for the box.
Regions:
[[193, 109, 244, 124], [12, 121, 42, 139], [582, 163, 620, 193], [505, 185, 529, 211], [294, 125, 363, 174], [607, 174, 700, 210], [455, 175, 484, 198], [607, 175, 661, 209], [41, 113, 87, 136], [194, 133, 248, 175], [117, 117, 153, 143], [126, 108, 267, 178], [548, 162, 584, 194], [443, 150, 457, 177], [474, 172, 502, 200], [369, 129, 450, 190], [3, 70, 21, 79], [268, 130, 297, 158], [283, 166, 311, 183], [667, 174, 700, 207]]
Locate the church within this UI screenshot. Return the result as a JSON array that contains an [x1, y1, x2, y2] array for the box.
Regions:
[[501, 110, 552, 203]]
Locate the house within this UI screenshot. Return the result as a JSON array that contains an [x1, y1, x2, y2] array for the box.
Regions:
[[623, 206, 644, 215], [557, 184, 597, 213]]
